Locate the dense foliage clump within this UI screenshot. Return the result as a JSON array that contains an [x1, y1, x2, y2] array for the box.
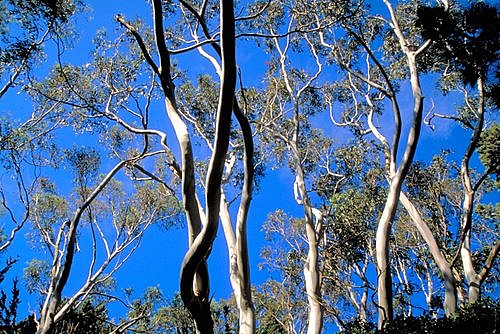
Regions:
[[340, 299, 499, 334]]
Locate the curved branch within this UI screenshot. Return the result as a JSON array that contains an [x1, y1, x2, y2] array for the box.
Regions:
[[478, 240, 500, 285], [116, 15, 160, 77]]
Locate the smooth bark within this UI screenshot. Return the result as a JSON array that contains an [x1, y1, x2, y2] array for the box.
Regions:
[[376, 1, 428, 327], [272, 21, 324, 332], [232, 101, 256, 333], [37, 160, 129, 334], [399, 192, 457, 315], [178, 1, 257, 326]]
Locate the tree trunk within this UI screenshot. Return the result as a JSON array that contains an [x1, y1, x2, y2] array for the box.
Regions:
[[375, 51, 424, 329], [294, 174, 323, 334], [374, 0, 427, 321], [461, 230, 481, 303], [375, 182, 398, 328], [180, 0, 236, 331], [233, 99, 256, 333], [37, 161, 127, 334], [459, 76, 484, 304], [304, 233, 323, 334], [399, 192, 457, 315], [220, 194, 255, 334]]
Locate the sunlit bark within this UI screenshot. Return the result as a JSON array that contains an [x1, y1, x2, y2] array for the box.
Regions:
[[177, 1, 256, 328], [267, 16, 324, 331], [118, 0, 212, 329]]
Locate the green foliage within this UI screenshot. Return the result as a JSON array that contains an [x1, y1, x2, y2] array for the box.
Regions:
[[30, 178, 68, 235], [0, 297, 110, 333], [254, 280, 308, 334], [0, 0, 81, 97], [340, 318, 376, 334], [339, 298, 500, 333], [1, 0, 499, 332], [113, 181, 181, 232], [125, 286, 165, 333], [153, 293, 196, 333], [322, 143, 385, 264], [23, 258, 49, 295], [64, 146, 101, 192], [0, 278, 20, 329], [477, 123, 500, 176], [417, 2, 500, 88], [49, 299, 111, 334], [405, 153, 463, 247], [0, 258, 16, 284], [125, 290, 237, 333], [178, 75, 219, 142]]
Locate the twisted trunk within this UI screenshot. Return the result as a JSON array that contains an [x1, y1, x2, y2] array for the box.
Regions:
[[179, 0, 236, 331]]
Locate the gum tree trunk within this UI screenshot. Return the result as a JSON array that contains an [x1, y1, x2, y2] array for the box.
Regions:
[[399, 192, 457, 315]]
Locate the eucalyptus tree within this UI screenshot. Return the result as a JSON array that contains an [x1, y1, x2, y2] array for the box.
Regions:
[[318, 143, 386, 325], [314, 0, 440, 327], [256, 142, 386, 330], [21, 36, 183, 332], [259, 210, 317, 333], [170, 1, 259, 330], [404, 152, 498, 310], [246, 1, 349, 331], [417, 1, 500, 304], [0, 0, 81, 265]]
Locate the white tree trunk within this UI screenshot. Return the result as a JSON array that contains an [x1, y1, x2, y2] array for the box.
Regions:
[[399, 192, 457, 315], [375, 182, 399, 328], [220, 194, 255, 334], [294, 176, 323, 334], [459, 76, 485, 305]]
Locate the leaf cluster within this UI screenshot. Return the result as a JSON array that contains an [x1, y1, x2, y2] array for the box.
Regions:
[[417, 2, 500, 89], [477, 122, 500, 177], [339, 297, 500, 334]]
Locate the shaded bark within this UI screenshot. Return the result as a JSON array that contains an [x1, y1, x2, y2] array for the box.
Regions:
[[457, 76, 499, 304], [175, 1, 256, 329], [232, 100, 256, 333], [118, 0, 211, 329]]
